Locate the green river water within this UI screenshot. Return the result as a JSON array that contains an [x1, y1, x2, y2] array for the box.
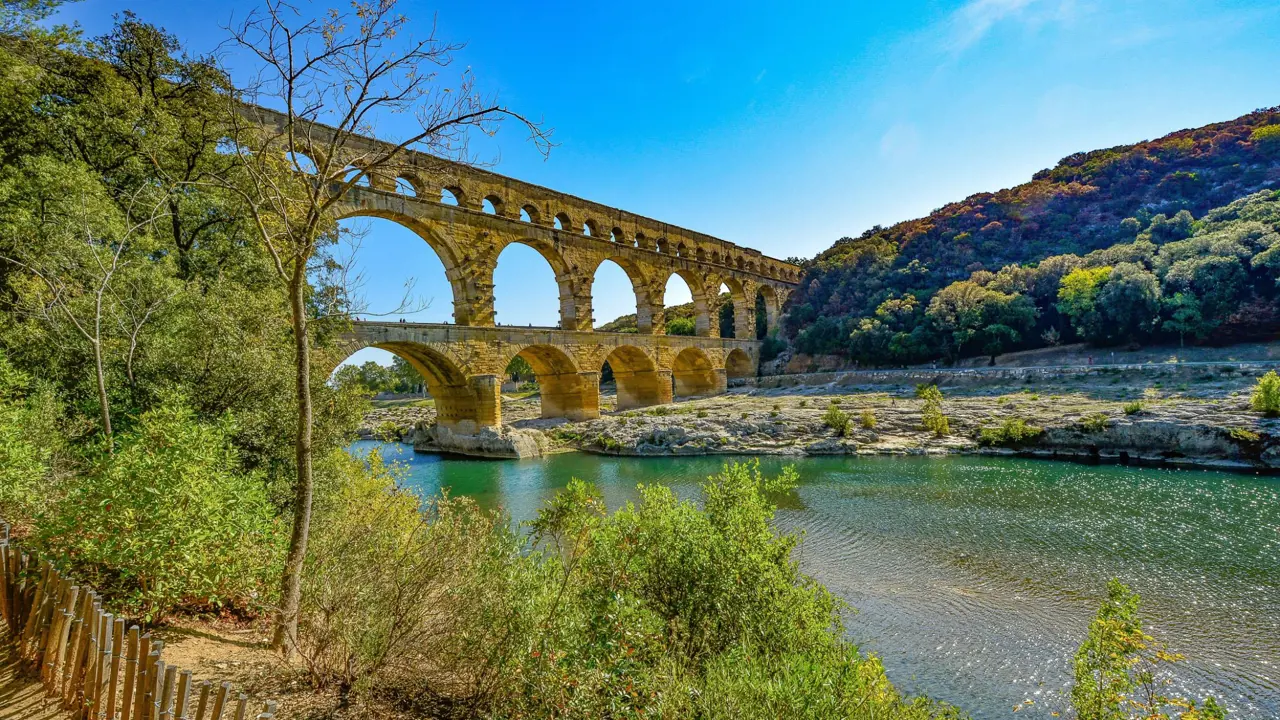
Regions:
[[348, 441, 1280, 719]]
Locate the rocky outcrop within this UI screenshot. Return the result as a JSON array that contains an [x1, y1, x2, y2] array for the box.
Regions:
[[413, 423, 544, 459]]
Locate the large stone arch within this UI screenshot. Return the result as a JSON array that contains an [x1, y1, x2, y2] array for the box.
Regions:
[[713, 276, 756, 339], [499, 343, 600, 421], [725, 347, 754, 380], [757, 284, 781, 336], [671, 346, 722, 398], [599, 344, 672, 411], [332, 207, 487, 326], [492, 234, 584, 330], [332, 339, 499, 433], [586, 255, 659, 333], [663, 268, 715, 338]]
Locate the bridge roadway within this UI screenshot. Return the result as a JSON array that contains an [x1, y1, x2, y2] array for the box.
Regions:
[[340, 321, 761, 431]]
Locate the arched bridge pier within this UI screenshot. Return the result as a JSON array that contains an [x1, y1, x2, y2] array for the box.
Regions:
[[338, 322, 761, 433]]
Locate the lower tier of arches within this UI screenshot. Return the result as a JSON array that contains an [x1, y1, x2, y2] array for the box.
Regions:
[[334, 324, 751, 434]]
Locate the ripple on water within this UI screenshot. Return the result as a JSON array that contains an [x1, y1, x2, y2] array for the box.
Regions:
[[349, 443, 1280, 720]]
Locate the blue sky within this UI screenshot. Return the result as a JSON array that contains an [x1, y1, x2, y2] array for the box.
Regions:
[[54, 0, 1280, 366]]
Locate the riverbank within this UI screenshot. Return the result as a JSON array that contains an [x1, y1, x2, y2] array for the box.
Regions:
[[360, 362, 1279, 471]]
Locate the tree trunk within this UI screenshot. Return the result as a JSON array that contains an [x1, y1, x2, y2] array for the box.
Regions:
[[272, 266, 314, 654], [92, 338, 113, 451]]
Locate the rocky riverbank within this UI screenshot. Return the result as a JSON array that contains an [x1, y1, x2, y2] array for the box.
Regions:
[[359, 367, 1280, 471]]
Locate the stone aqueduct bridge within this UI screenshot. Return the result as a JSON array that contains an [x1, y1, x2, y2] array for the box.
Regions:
[[289, 110, 802, 431], [339, 322, 763, 431]]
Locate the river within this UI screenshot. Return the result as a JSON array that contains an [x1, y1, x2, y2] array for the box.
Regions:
[[348, 441, 1280, 719]]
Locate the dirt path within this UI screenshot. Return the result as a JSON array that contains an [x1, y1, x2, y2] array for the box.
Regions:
[[0, 626, 71, 720]]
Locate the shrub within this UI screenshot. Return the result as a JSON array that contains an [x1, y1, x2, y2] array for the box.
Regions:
[[1250, 370, 1280, 416], [1071, 579, 1225, 720], [665, 315, 697, 336], [1080, 413, 1109, 433], [860, 409, 877, 429], [697, 410, 708, 418], [1123, 401, 1143, 415], [916, 384, 949, 436], [977, 418, 1044, 447], [822, 403, 851, 436], [0, 351, 66, 526], [297, 448, 539, 700], [36, 399, 279, 621], [759, 335, 787, 363], [1228, 426, 1260, 443]]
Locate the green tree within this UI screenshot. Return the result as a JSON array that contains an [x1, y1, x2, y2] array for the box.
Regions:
[[1071, 579, 1225, 720], [1057, 266, 1113, 342], [1251, 370, 1280, 417], [1251, 124, 1280, 158], [1161, 293, 1207, 346], [916, 384, 949, 436], [925, 281, 1036, 362], [1096, 263, 1161, 343], [666, 315, 697, 336]]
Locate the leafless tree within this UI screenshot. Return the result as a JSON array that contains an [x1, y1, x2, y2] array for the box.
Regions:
[[215, 0, 552, 653]]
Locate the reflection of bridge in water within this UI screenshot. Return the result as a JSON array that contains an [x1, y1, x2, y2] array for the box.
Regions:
[[340, 321, 761, 432], [259, 106, 802, 431]]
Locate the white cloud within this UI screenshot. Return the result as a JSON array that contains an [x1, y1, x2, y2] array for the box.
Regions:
[[943, 0, 1083, 52]]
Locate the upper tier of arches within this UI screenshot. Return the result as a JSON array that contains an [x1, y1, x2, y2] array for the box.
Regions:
[[279, 140, 800, 285]]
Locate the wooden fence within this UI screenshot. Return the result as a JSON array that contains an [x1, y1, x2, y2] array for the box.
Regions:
[[0, 521, 277, 720]]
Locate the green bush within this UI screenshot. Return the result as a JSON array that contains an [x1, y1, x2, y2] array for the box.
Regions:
[[500, 462, 954, 719], [1250, 370, 1280, 416], [36, 399, 279, 621], [0, 351, 67, 526], [1079, 413, 1109, 433], [860, 409, 877, 430], [823, 403, 851, 436], [1071, 579, 1225, 720], [1228, 426, 1260, 443], [916, 384, 950, 436], [977, 418, 1045, 447], [665, 315, 697, 336], [1123, 401, 1143, 415]]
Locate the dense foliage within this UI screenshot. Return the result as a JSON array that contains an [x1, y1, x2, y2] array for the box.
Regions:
[[0, 10, 363, 616], [298, 458, 962, 719], [788, 109, 1280, 364]]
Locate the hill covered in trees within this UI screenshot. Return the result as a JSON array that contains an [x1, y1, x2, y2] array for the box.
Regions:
[[786, 108, 1280, 364]]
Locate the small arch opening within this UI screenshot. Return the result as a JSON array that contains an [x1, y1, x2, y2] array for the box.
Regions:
[[394, 177, 418, 196], [582, 219, 598, 237], [286, 151, 317, 174], [441, 187, 462, 206], [344, 165, 371, 187], [520, 205, 540, 223], [611, 227, 626, 244], [553, 212, 570, 231], [482, 195, 503, 215]]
